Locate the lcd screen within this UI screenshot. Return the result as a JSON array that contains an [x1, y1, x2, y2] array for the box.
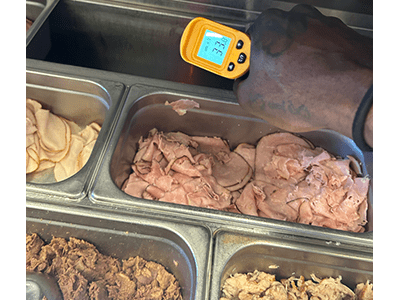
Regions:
[[197, 29, 232, 65]]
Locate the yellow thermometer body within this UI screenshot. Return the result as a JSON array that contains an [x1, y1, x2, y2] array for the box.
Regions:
[[180, 17, 251, 79]]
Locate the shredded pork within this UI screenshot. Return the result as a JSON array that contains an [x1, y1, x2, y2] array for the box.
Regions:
[[220, 270, 372, 300]]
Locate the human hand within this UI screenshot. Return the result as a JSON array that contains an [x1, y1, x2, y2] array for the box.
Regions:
[[234, 4, 372, 144]]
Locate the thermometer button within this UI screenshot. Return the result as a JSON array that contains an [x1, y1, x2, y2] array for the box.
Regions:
[[227, 62, 235, 71], [237, 53, 247, 64], [236, 40, 244, 49]]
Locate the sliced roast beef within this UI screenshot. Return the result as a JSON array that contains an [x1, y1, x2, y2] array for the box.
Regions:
[[165, 99, 200, 116], [212, 152, 253, 191], [233, 143, 256, 172], [234, 182, 260, 216], [122, 130, 369, 232]]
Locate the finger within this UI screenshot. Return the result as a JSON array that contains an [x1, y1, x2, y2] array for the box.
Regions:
[[289, 4, 324, 19], [289, 4, 349, 30], [233, 71, 249, 100]]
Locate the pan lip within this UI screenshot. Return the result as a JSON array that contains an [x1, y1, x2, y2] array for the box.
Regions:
[[26, 69, 127, 201], [89, 85, 373, 246], [26, 201, 213, 300]]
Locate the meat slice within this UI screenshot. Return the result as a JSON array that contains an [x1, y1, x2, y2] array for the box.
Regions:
[[123, 129, 369, 232], [124, 129, 234, 210], [26, 98, 101, 182], [251, 132, 369, 232], [234, 143, 256, 172], [165, 99, 200, 116], [255, 133, 313, 184], [257, 182, 298, 222], [212, 152, 253, 191], [122, 173, 150, 198], [191, 135, 231, 162], [234, 182, 260, 216], [158, 185, 189, 206]]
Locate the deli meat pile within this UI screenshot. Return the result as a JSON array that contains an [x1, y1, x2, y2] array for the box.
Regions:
[[122, 129, 369, 232], [26, 233, 182, 300], [26, 98, 101, 182], [220, 270, 373, 300]]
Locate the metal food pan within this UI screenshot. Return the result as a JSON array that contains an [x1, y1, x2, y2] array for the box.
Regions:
[[26, 0, 47, 23], [26, 70, 126, 201], [26, 203, 212, 300], [25, 0, 372, 92], [210, 230, 372, 299], [90, 85, 373, 244], [25, 0, 237, 90], [26, 0, 59, 57]]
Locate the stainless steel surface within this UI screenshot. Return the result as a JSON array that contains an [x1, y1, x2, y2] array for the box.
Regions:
[[210, 230, 372, 299], [26, 272, 63, 300], [26, 0, 46, 22], [26, 70, 126, 201], [26, 1, 373, 298], [90, 86, 373, 245], [26, 0, 372, 92], [26, 0, 236, 90], [26, 204, 212, 300], [26, 0, 59, 53]]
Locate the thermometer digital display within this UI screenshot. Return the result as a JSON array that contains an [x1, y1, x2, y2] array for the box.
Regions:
[[180, 17, 251, 79], [197, 29, 232, 66]]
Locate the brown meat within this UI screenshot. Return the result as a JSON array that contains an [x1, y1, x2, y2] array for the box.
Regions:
[[26, 233, 45, 272], [220, 271, 283, 299], [26, 234, 182, 300], [354, 281, 373, 300], [300, 274, 355, 300], [221, 271, 371, 300]]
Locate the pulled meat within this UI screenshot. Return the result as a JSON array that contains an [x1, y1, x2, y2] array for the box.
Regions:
[[354, 281, 373, 300], [122, 129, 369, 232], [26, 98, 101, 182], [26, 233, 182, 300], [220, 270, 372, 300]]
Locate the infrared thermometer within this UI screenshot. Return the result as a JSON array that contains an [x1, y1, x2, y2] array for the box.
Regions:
[[180, 17, 251, 79]]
